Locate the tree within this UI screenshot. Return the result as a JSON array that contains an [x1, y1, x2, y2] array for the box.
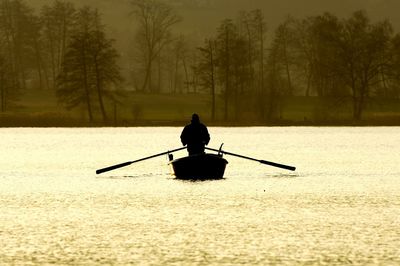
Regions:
[[41, 0, 75, 89], [0, 0, 37, 90], [27, 13, 49, 90], [57, 6, 122, 123], [237, 10, 257, 94], [263, 33, 286, 121], [0, 54, 18, 112], [272, 17, 297, 96], [388, 34, 400, 99], [231, 36, 249, 121], [216, 19, 237, 121], [250, 10, 267, 120], [130, 0, 180, 92], [196, 39, 217, 120], [90, 10, 123, 121], [292, 13, 347, 120], [171, 35, 192, 94], [335, 11, 393, 120]]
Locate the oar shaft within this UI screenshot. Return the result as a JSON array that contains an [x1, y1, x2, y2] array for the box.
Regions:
[[96, 146, 186, 174], [129, 147, 186, 164], [205, 147, 296, 171], [205, 147, 259, 163]]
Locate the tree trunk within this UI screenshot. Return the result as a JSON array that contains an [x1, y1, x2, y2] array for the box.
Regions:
[[0, 73, 5, 112], [94, 55, 108, 122], [259, 22, 265, 120], [81, 42, 93, 122], [34, 38, 48, 90], [282, 38, 293, 96], [174, 51, 179, 93], [141, 55, 152, 92], [209, 40, 216, 121], [157, 50, 162, 93], [224, 29, 230, 121], [182, 56, 190, 94]]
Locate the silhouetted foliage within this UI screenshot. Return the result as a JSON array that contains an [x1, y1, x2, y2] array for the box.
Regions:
[[57, 6, 122, 123], [0, 0, 399, 125]]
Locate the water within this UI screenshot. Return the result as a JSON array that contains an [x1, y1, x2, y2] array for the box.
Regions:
[[1, 127, 399, 265]]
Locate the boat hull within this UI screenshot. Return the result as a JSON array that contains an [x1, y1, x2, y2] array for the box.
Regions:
[[170, 153, 228, 180]]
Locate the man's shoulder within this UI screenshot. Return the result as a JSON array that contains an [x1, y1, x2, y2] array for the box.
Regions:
[[182, 124, 192, 131], [200, 123, 208, 129]]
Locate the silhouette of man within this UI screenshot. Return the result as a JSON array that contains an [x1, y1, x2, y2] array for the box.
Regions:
[[181, 114, 210, 155]]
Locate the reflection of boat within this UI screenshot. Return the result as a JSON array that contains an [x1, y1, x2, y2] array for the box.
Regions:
[[169, 153, 228, 180]]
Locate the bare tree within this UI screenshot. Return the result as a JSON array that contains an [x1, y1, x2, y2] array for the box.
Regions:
[[264, 44, 284, 121], [174, 35, 192, 94], [0, 54, 18, 112], [130, 0, 181, 92], [388, 34, 400, 99], [335, 11, 393, 120], [231, 36, 249, 121], [196, 39, 217, 120], [0, 0, 36, 90], [251, 10, 268, 120], [290, 14, 343, 120], [41, 0, 75, 89], [273, 17, 296, 96], [238, 11, 256, 94], [216, 19, 237, 121]]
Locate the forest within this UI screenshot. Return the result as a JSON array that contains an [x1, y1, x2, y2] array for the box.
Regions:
[[0, 0, 400, 126]]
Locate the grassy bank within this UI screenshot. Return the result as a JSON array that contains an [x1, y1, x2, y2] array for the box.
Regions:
[[1, 90, 400, 127]]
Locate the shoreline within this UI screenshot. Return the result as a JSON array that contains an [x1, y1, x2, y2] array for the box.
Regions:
[[1, 118, 400, 127]]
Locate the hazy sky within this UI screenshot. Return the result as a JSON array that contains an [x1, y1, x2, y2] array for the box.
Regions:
[[172, 0, 400, 30], [29, 0, 400, 42]]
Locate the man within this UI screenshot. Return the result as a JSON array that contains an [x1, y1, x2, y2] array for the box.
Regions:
[[180, 114, 210, 155]]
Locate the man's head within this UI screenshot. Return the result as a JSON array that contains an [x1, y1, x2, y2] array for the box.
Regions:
[[191, 113, 200, 123]]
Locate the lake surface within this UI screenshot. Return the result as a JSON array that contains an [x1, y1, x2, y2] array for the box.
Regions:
[[1, 127, 399, 265]]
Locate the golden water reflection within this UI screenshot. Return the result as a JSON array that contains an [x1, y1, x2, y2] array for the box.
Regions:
[[1, 127, 399, 265]]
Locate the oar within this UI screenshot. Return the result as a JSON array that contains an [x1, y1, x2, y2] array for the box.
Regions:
[[205, 147, 296, 171], [96, 147, 186, 174]]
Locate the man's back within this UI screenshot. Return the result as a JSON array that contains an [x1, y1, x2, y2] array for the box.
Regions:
[[181, 114, 210, 155]]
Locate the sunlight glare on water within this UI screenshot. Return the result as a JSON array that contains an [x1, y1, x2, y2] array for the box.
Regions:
[[0, 127, 399, 265]]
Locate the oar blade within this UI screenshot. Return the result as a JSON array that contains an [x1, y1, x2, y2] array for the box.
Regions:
[[96, 161, 133, 175], [260, 160, 296, 171]]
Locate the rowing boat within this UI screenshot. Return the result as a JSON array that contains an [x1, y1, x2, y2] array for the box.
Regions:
[[169, 153, 228, 180], [96, 145, 295, 176]]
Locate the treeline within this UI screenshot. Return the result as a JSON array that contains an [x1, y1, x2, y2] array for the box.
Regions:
[[0, 0, 121, 122], [0, 0, 400, 124], [196, 10, 400, 121]]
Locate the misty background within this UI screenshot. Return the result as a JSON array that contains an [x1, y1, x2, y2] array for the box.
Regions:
[[28, 1, 400, 33], [28, 0, 400, 46], [1, 0, 400, 126]]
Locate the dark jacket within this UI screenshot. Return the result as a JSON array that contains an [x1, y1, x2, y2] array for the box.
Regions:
[[180, 122, 210, 155]]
